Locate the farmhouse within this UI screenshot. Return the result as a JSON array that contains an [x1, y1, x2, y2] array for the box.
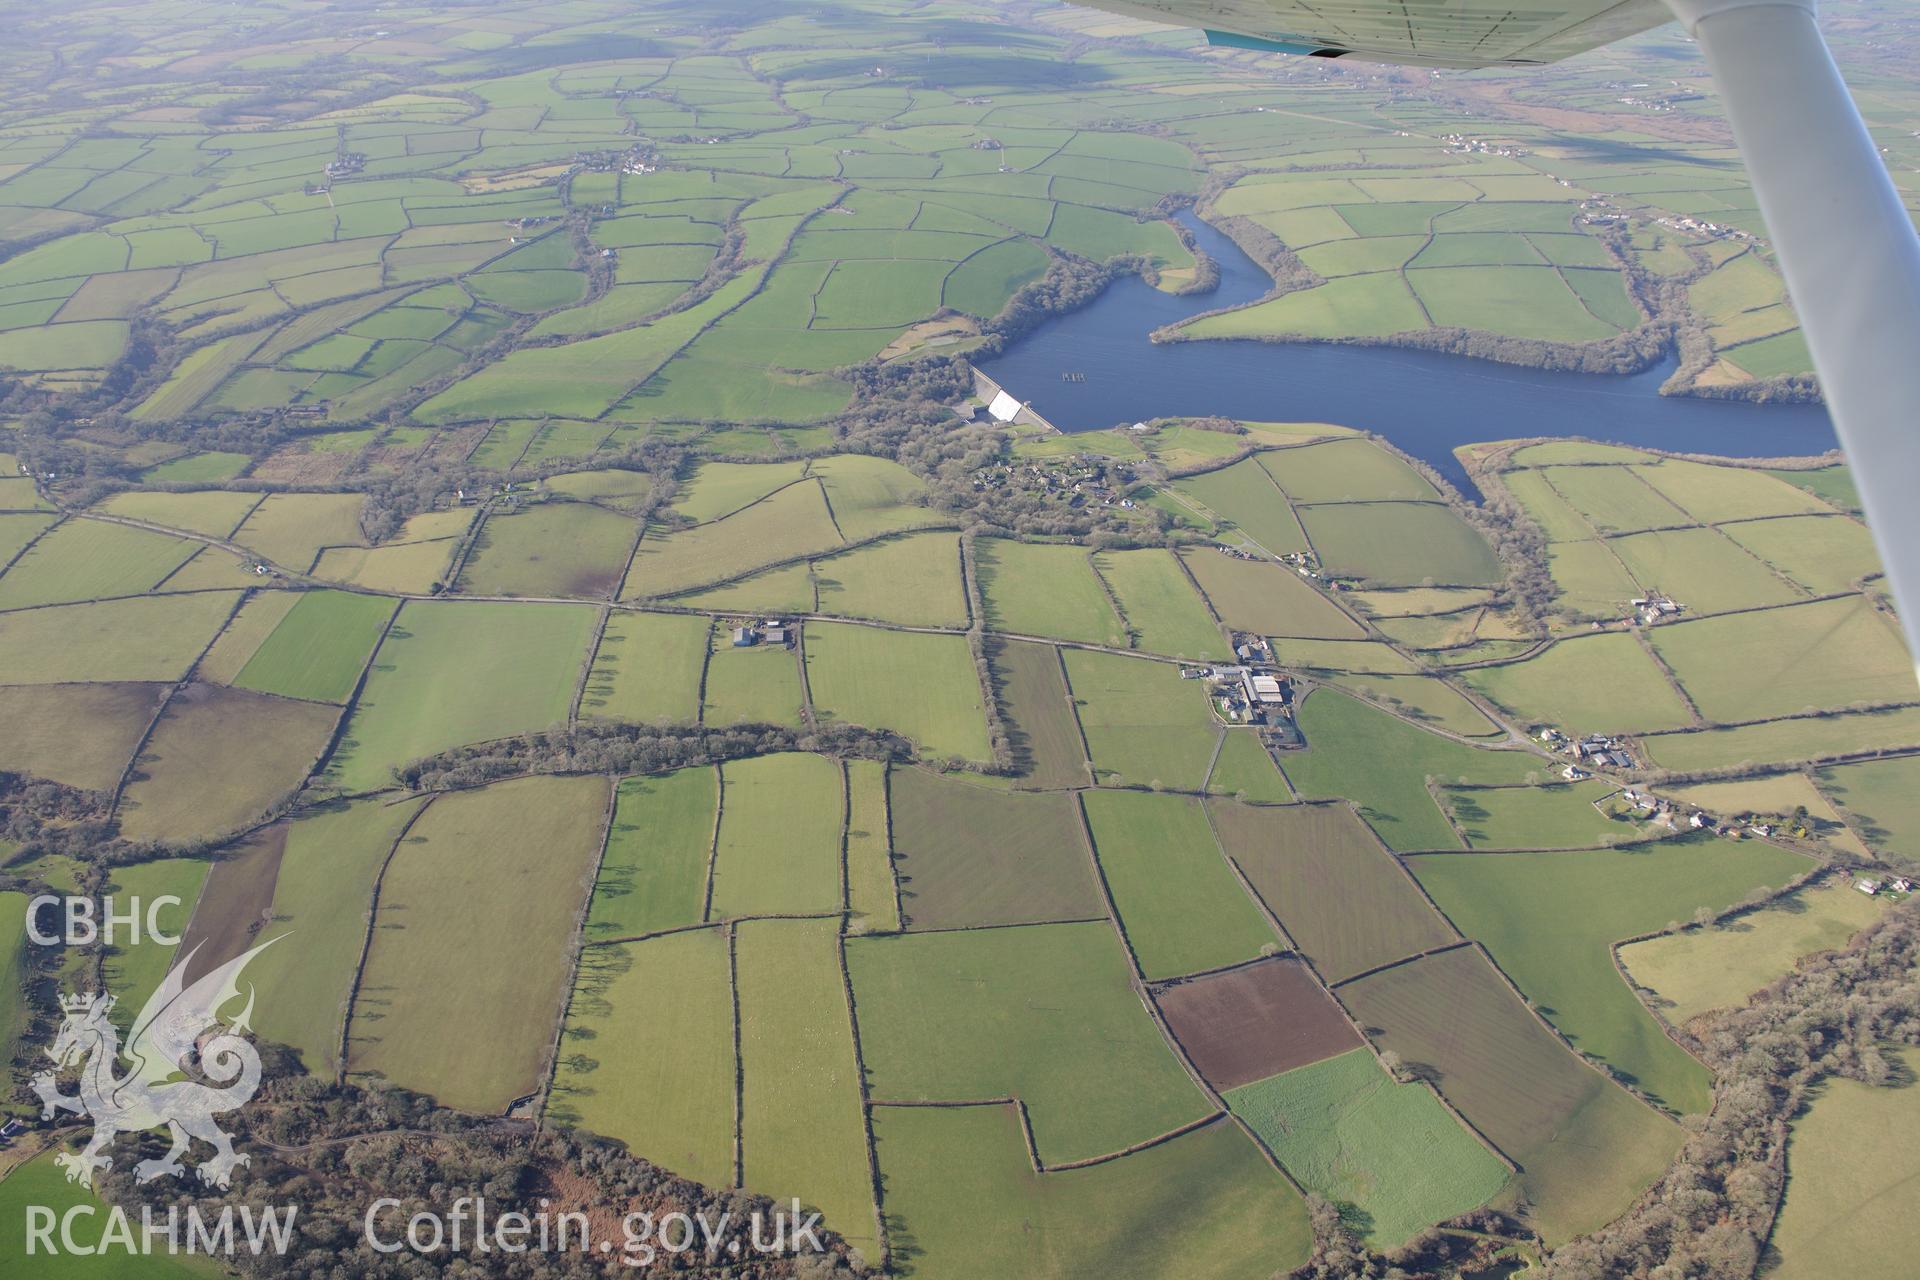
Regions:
[[1247, 673, 1287, 705], [1630, 594, 1683, 626]]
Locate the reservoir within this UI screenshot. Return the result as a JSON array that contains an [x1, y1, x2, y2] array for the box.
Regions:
[[975, 212, 1838, 493]]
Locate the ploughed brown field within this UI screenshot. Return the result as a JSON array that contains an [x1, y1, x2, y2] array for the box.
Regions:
[[177, 822, 288, 982], [1154, 956, 1363, 1091], [1207, 798, 1458, 983]]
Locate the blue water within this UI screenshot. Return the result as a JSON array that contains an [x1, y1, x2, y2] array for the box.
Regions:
[[975, 212, 1837, 494]]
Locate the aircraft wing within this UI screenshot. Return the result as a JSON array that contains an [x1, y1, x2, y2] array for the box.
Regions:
[[1080, 0, 1671, 67]]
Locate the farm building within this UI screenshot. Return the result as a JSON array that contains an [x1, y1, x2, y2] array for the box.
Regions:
[[732, 626, 758, 647]]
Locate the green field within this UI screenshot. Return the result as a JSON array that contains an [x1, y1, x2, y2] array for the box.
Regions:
[[1607, 527, 1804, 613], [1329, 672, 1502, 738], [1083, 790, 1278, 979], [1441, 780, 1629, 850], [945, 238, 1051, 318], [1171, 458, 1310, 557], [1720, 514, 1882, 595], [97, 489, 259, 537], [1261, 439, 1439, 504], [232, 493, 368, 573], [1207, 729, 1293, 803], [1766, 464, 1858, 511], [701, 624, 806, 727], [314, 538, 459, 595], [891, 767, 1102, 929], [585, 768, 717, 940], [1620, 876, 1883, 1026], [352, 775, 608, 1112], [233, 589, 395, 703], [244, 797, 428, 1075], [1817, 755, 1920, 862], [1342, 945, 1681, 1245], [545, 468, 654, 512], [326, 599, 595, 791], [1543, 540, 1641, 617], [848, 922, 1212, 1163], [804, 621, 992, 762], [736, 918, 879, 1261], [1062, 648, 1218, 791], [874, 1106, 1308, 1280], [1228, 1049, 1510, 1246], [625, 480, 844, 598], [1298, 502, 1502, 586], [99, 858, 207, 1020], [1412, 840, 1809, 1113], [458, 501, 637, 598], [1466, 633, 1694, 735], [0, 891, 27, 1067], [1092, 548, 1227, 659], [814, 532, 968, 627], [0, 517, 196, 608], [1281, 690, 1538, 850], [1643, 707, 1920, 771], [876, 1102, 1306, 1280], [1504, 468, 1598, 542], [992, 638, 1090, 790], [975, 538, 1125, 646], [812, 455, 933, 541], [1630, 459, 1828, 524], [672, 461, 808, 523], [1766, 1047, 1920, 1280], [1652, 596, 1914, 722], [675, 559, 816, 615], [1539, 466, 1688, 534], [707, 753, 843, 918], [1177, 547, 1365, 638], [1410, 265, 1619, 342], [845, 760, 898, 934], [1182, 272, 1425, 340], [579, 610, 708, 723], [550, 929, 735, 1189], [0, 1150, 222, 1280]]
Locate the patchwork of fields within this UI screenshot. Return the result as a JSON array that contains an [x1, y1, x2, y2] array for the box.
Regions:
[[2, 2, 1914, 1277]]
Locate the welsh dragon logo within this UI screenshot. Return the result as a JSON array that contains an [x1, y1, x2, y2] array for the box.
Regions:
[[32, 938, 278, 1190]]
